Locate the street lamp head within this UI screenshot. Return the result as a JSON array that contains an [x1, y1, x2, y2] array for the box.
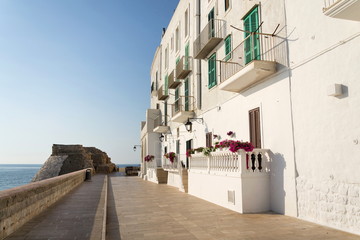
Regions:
[[185, 119, 192, 132], [159, 134, 165, 142]]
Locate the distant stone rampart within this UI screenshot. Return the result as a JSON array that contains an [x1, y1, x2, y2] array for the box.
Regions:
[[33, 144, 117, 181], [0, 169, 89, 240]]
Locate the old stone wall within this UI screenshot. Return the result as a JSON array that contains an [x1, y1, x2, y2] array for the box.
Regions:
[[33, 144, 117, 182], [297, 176, 360, 235], [0, 169, 88, 240]]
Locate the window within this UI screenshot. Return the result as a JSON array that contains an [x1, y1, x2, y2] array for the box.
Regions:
[[164, 101, 168, 125], [208, 53, 217, 89], [184, 78, 189, 111], [165, 47, 169, 69], [185, 9, 189, 37], [175, 87, 180, 113], [225, 0, 230, 11], [185, 43, 190, 70], [224, 35, 232, 61], [175, 27, 180, 52], [244, 6, 260, 64], [176, 140, 180, 154], [155, 71, 158, 90], [208, 8, 215, 38], [249, 107, 261, 148], [206, 132, 213, 147], [171, 35, 174, 51]]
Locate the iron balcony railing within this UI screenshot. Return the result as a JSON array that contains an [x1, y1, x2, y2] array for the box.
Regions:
[[153, 114, 169, 129], [176, 56, 192, 79], [157, 85, 169, 101], [220, 33, 276, 83], [193, 19, 226, 59], [172, 96, 194, 116], [168, 70, 182, 89]]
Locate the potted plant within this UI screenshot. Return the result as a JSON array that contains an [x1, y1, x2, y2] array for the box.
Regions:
[[144, 155, 154, 162], [164, 152, 176, 163]]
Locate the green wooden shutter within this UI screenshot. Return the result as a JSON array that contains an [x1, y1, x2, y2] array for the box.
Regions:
[[185, 44, 189, 70], [175, 88, 180, 113], [164, 74, 168, 95], [208, 8, 215, 39], [164, 101, 168, 125], [208, 53, 217, 89], [244, 7, 260, 64], [184, 78, 189, 111], [225, 35, 231, 61]]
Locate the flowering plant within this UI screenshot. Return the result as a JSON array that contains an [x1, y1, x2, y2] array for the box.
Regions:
[[227, 131, 235, 137], [186, 140, 254, 157], [164, 152, 176, 163], [215, 140, 254, 153], [144, 155, 154, 162]]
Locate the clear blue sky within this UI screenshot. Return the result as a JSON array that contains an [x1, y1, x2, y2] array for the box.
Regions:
[[0, 0, 179, 164]]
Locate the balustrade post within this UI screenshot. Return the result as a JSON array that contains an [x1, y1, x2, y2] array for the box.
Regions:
[[239, 150, 246, 173], [207, 155, 210, 174]]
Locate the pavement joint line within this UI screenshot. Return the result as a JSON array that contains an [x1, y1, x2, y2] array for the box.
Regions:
[[102, 175, 108, 240]]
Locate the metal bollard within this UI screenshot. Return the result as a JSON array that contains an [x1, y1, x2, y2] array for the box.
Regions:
[[85, 169, 92, 181]]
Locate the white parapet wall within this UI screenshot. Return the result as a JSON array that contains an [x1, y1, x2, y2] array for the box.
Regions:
[[188, 150, 271, 213], [167, 171, 182, 189]]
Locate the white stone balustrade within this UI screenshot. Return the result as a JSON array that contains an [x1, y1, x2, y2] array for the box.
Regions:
[[162, 157, 180, 172], [189, 149, 270, 176]]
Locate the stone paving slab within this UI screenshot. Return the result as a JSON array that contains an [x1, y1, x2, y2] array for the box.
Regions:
[[6, 174, 107, 240], [107, 173, 360, 240]]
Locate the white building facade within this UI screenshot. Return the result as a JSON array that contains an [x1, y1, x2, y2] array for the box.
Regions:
[[140, 0, 360, 235]]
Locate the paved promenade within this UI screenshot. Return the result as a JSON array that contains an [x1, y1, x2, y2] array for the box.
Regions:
[[107, 173, 359, 240], [5, 173, 360, 240], [6, 174, 108, 240]]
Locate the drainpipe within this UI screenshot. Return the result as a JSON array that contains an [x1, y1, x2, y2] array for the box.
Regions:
[[196, 0, 202, 110]]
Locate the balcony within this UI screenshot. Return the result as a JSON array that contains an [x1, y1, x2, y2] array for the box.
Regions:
[[193, 19, 226, 59], [153, 115, 170, 133], [189, 149, 270, 213], [157, 85, 169, 101], [168, 70, 182, 89], [176, 56, 192, 79], [219, 34, 277, 93], [171, 96, 194, 123], [323, 0, 360, 21]]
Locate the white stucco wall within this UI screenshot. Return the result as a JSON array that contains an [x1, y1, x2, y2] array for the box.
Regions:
[[285, 0, 360, 234]]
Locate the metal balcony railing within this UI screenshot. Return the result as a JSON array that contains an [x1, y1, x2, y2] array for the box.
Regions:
[[153, 114, 168, 128], [193, 19, 226, 59], [220, 33, 276, 83], [172, 96, 194, 116], [157, 85, 169, 101], [168, 70, 181, 89], [176, 56, 192, 79]]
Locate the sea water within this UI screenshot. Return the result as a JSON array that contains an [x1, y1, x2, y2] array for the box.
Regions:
[[0, 164, 140, 191], [0, 164, 42, 191]]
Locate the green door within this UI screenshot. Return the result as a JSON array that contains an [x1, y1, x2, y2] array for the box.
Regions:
[[244, 7, 260, 64], [185, 44, 189, 70], [208, 53, 216, 89], [208, 8, 215, 39], [184, 78, 189, 111]]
